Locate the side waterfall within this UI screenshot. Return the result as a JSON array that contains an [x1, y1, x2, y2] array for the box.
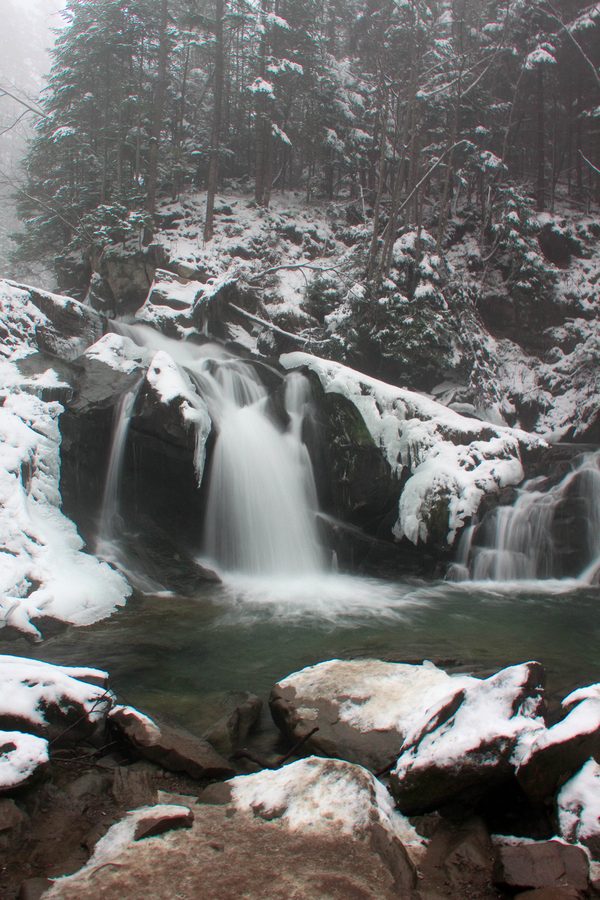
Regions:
[[451, 451, 600, 584], [96, 386, 140, 553]]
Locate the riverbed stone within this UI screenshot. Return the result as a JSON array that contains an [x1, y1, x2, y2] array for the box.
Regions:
[[492, 838, 589, 893], [516, 683, 600, 803], [270, 658, 474, 772], [44, 758, 420, 900], [202, 692, 263, 756], [389, 662, 545, 814], [108, 705, 235, 780]]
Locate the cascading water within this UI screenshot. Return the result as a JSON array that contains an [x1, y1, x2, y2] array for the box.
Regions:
[[96, 385, 140, 554], [106, 323, 325, 578], [198, 365, 324, 576], [451, 450, 600, 584]]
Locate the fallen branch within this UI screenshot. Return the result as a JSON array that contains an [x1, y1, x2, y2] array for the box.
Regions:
[[232, 726, 320, 770], [228, 302, 311, 345], [579, 149, 600, 177]]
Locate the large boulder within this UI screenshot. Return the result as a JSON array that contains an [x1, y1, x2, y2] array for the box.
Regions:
[[0, 279, 105, 362], [516, 683, 600, 803], [96, 242, 169, 316], [557, 758, 600, 859], [69, 332, 146, 412], [270, 658, 474, 772], [45, 757, 420, 899], [389, 662, 545, 814]]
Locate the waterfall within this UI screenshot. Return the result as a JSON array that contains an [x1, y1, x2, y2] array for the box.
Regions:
[[96, 385, 140, 553], [106, 323, 325, 578], [451, 451, 600, 584], [200, 366, 325, 576]]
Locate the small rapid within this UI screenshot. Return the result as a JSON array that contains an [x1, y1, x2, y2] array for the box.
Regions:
[[102, 323, 325, 579], [450, 450, 600, 585]]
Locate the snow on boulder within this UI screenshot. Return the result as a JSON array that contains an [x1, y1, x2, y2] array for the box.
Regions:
[[516, 683, 600, 803], [558, 758, 600, 860], [0, 730, 49, 793], [141, 350, 211, 484], [389, 662, 545, 814], [44, 760, 418, 900], [70, 332, 146, 412], [0, 279, 104, 362], [280, 352, 543, 545], [0, 385, 131, 637], [0, 656, 113, 746], [270, 658, 474, 771], [230, 756, 422, 877]]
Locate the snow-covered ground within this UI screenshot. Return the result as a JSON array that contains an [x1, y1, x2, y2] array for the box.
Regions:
[[0, 281, 131, 637]]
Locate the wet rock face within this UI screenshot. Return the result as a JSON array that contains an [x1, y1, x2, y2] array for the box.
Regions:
[[316, 392, 400, 535], [95, 243, 170, 316]]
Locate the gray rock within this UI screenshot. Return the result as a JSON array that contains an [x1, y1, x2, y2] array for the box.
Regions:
[[0, 798, 27, 848], [112, 764, 158, 809], [493, 839, 589, 893], [109, 705, 235, 780], [419, 816, 498, 899], [18, 877, 53, 900], [202, 692, 262, 756]]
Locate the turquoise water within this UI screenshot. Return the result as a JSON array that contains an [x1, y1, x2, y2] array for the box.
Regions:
[[1, 575, 598, 741]]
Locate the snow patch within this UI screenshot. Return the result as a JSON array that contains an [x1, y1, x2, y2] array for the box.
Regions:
[[0, 730, 49, 790], [230, 755, 422, 850]]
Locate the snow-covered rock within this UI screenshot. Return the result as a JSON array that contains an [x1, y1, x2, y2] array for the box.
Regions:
[[0, 278, 104, 362], [558, 758, 600, 859], [0, 730, 49, 793], [70, 332, 146, 412], [516, 683, 600, 803], [0, 656, 113, 745], [270, 658, 473, 771], [45, 758, 419, 900], [281, 352, 543, 545], [389, 662, 545, 814], [0, 373, 131, 636]]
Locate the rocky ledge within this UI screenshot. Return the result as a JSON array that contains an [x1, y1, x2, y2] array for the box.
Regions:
[[1, 653, 599, 899]]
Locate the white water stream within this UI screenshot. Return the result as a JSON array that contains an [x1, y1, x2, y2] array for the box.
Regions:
[[451, 451, 600, 585], [100, 324, 324, 579]]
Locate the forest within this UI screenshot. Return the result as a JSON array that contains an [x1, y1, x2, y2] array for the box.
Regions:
[[14, 0, 600, 263]]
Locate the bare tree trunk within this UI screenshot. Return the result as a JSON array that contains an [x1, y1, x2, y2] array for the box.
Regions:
[[204, 0, 226, 242], [535, 66, 546, 212], [145, 0, 169, 230]]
